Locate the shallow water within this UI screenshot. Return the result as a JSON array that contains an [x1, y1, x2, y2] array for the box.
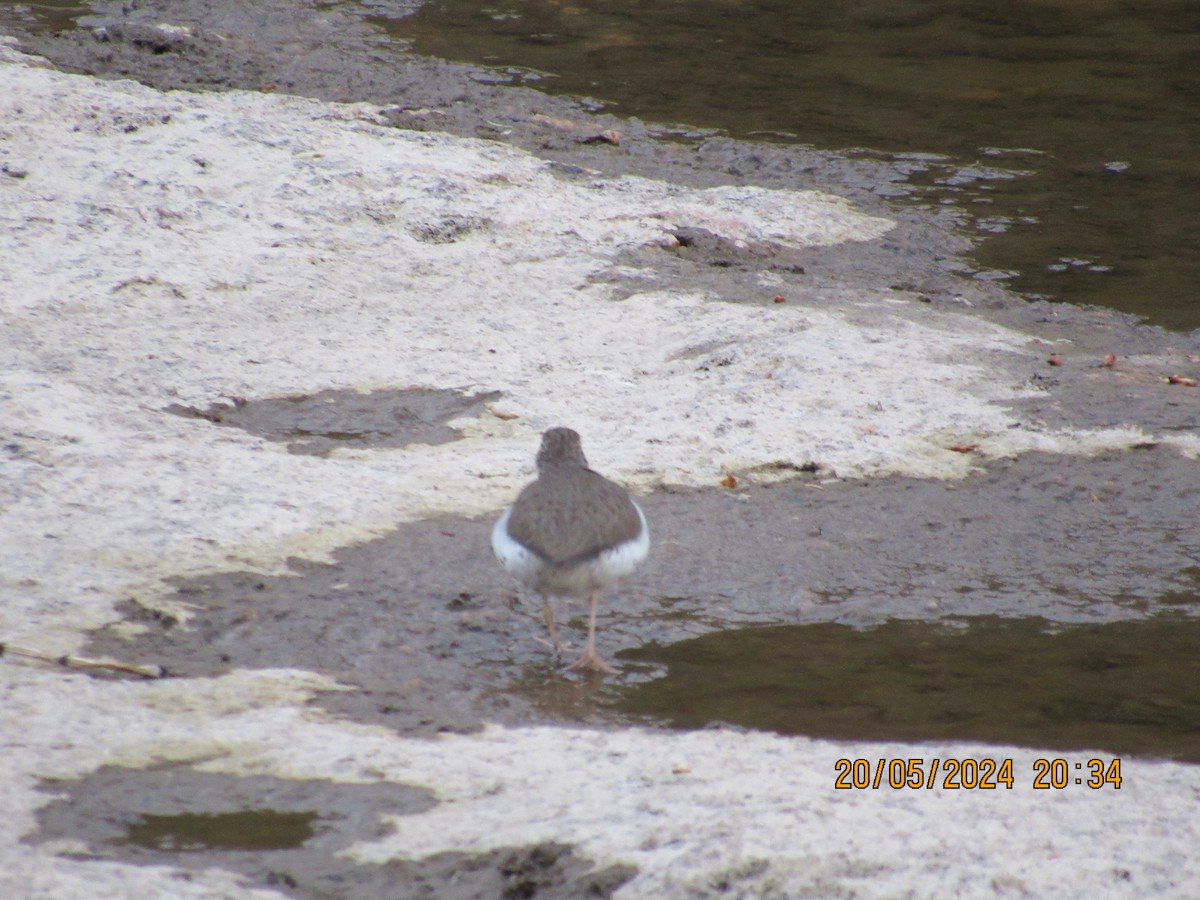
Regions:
[[615, 615, 1200, 763], [374, 0, 1200, 332], [124, 810, 318, 851]]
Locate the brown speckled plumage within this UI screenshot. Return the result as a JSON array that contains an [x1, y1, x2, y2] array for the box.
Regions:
[[506, 428, 643, 567]]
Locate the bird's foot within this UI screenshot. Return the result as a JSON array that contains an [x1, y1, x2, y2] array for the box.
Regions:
[[533, 635, 568, 656], [567, 646, 617, 676]]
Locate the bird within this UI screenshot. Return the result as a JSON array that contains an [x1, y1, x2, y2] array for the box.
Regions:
[[492, 427, 649, 675]]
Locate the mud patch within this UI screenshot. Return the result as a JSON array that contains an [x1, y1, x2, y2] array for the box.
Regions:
[[665, 226, 808, 274], [1008, 354, 1200, 434], [93, 508, 555, 734], [164, 387, 500, 456], [617, 615, 1200, 763], [84, 447, 1200, 737], [29, 765, 632, 897]]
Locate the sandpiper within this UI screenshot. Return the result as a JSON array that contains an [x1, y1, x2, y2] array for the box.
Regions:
[[492, 427, 649, 674]]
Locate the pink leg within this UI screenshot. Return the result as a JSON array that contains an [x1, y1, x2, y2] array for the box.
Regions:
[[568, 590, 617, 675], [541, 598, 564, 656]]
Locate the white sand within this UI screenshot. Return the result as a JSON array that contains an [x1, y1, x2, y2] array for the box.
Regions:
[[2, 42, 1197, 897]]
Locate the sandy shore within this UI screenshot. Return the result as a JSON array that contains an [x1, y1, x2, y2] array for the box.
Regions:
[[2, 13, 1200, 898]]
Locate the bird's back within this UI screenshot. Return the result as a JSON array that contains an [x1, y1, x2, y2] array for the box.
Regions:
[[506, 468, 643, 566]]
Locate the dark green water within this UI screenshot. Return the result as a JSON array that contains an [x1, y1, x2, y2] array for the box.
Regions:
[[378, 0, 1200, 332], [124, 809, 317, 851], [615, 615, 1200, 763], [0, 0, 77, 30]]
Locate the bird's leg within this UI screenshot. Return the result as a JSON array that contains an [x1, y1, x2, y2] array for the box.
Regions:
[[568, 589, 617, 675], [540, 597, 565, 656]]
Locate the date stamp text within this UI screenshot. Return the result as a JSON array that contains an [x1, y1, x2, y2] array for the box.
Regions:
[[833, 757, 1122, 790]]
